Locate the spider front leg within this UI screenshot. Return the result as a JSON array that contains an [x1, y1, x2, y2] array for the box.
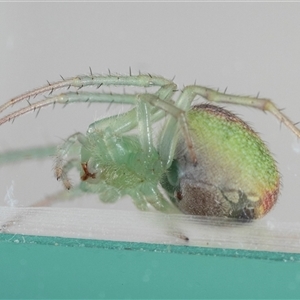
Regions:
[[0, 74, 176, 125]]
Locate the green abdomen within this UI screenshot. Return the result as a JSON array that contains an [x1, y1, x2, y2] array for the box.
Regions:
[[173, 104, 280, 219]]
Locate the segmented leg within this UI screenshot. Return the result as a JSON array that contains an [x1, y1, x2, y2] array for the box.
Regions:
[[0, 74, 174, 114], [139, 93, 198, 166], [130, 99, 180, 213], [0, 92, 137, 126], [87, 82, 176, 134], [55, 133, 84, 189], [179, 85, 300, 138], [0, 145, 57, 166]]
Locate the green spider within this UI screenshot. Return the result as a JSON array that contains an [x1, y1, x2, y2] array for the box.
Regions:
[[1, 71, 299, 220]]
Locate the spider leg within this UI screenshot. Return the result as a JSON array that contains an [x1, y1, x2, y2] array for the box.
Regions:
[[88, 107, 145, 134], [133, 99, 181, 213], [179, 85, 300, 138], [129, 186, 179, 213], [0, 145, 57, 166], [0, 77, 177, 127], [136, 99, 155, 154], [139, 93, 198, 168], [0, 74, 176, 116], [55, 133, 83, 189], [0, 92, 137, 126], [87, 82, 177, 135], [31, 183, 84, 207], [56, 158, 82, 190], [158, 115, 180, 169]]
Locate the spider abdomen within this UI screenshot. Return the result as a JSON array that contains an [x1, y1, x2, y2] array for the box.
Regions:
[[173, 104, 280, 220]]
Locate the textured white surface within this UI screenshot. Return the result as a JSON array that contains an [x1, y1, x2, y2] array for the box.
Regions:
[[1, 206, 300, 254]]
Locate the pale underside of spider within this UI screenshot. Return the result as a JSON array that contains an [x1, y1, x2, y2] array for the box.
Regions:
[[1, 70, 300, 220]]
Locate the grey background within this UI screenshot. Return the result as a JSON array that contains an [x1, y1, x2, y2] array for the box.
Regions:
[[1, 3, 300, 224]]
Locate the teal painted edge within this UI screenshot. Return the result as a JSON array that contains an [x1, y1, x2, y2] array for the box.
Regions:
[[0, 233, 299, 263]]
